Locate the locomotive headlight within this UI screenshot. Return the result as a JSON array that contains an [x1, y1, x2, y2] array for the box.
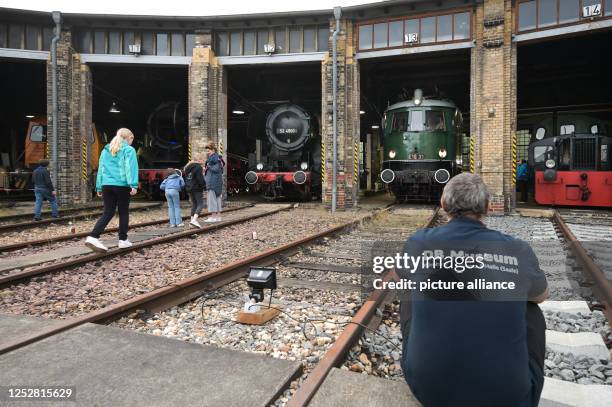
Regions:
[[256, 163, 264, 171], [388, 150, 396, 159], [545, 159, 556, 169], [438, 148, 447, 159], [300, 162, 308, 170]]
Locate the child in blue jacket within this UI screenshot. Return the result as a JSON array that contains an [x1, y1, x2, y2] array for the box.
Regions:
[[160, 168, 185, 227]]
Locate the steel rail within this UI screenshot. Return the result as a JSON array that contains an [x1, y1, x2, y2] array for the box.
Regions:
[[0, 213, 376, 355], [553, 210, 612, 325], [0, 205, 251, 252], [286, 207, 440, 407], [0, 205, 290, 288], [0, 203, 108, 222], [0, 202, 162, 233]]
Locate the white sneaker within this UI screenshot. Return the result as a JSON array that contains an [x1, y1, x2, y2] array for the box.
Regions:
[[204, 217, 216, 223], [118, 239, 133, 249], [214, 217, 222, 222], [177, 223, 185, 227], [169, 224, 176, 228], [190, 219, 202, 228], [85, 236, 108, 253]]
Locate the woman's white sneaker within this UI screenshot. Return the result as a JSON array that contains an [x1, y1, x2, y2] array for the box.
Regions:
[[85, 236, 108, 253], [190, 219, 202, 228], [118, 239, 133, 249]]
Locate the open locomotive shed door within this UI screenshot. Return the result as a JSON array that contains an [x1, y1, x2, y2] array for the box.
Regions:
[[90, 64, 189, 199], [0, 59, 47, 195], [226, 62, 322, 202], [517, 30, 612, 206], [358, 49, 471, 199]]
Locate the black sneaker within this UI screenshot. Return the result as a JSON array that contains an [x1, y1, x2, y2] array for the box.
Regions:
[[33, 217, 42, 221]]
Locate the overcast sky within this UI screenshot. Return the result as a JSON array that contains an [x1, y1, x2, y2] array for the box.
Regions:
[[1, 0, 378, 16]]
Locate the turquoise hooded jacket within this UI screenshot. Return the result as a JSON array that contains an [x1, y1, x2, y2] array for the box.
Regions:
[[95, 140, 139, 192]]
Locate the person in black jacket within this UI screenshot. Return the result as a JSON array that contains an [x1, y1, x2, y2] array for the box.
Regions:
[[183, 153, 206, 228], [32, 159, 59, 220]]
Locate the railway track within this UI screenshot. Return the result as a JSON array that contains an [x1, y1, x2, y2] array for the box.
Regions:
[[0, 202, 162, 233], [0, 204, 251, 253], [0, 206, 385, 355], [0, 205, 288, 288]]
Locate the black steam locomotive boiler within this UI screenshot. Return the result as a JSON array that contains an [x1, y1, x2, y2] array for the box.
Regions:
[[245, 103, 321, 200]]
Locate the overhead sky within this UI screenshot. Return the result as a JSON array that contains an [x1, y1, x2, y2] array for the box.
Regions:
[[1, 0, 380, 16]]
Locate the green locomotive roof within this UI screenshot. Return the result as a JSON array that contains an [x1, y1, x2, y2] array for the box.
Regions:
[[386, 99, 457, 111]]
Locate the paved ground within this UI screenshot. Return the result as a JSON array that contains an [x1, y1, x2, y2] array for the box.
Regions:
[[0, 315, 302, 407]]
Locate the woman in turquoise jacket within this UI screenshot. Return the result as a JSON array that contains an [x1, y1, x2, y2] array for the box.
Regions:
[[85, 128, 139, 253]]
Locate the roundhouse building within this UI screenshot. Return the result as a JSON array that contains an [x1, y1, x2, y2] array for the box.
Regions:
[[1, 0, 610, 212]]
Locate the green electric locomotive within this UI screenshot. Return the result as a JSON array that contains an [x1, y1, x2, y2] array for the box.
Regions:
[[379, 89, 463, 201]]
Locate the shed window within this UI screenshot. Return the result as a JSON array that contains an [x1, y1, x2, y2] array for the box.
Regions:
[[275, 28, 286, 53], [560, 124, 575, 135], [230, 32, 241, 56], [607, 0, 612, 15], [171, 33, 184, 56], [289, 29, 300, 53], [559, 0, 579, 23], [0, 24, 6, 48], [257, 29, 268, 54], [25, 25, 39, 50], [9, 24, 23, 49], [76, 30, 91, 53], [318, 26, 328, 51], [243, 31, 255, 55], [156, 33, 168, 56], [518, 1, 537, 31], [420, 17, 435, 43], [453, 13, 470, 40], [94, 31, 106, 54], [30, 125, 46, 142], [359, 25, 372, 49], [404, 19, 419, 43], [42, 27, 53, 51], [108, 31, 121, 54], [436, 15, 452, 42], [389, 21, 403, 46], [216, 32, 228, 56], [373, 23, 387, 48], [186, 33, 195, 54], [123, 31, 135, 54], [303, 27, 316, 52], [142, 32, 154, 55], [538, 0, 557, 27]]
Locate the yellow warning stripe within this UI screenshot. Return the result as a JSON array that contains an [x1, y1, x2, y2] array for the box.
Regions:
[[354, 140, 358, 183], [82, 139, 87, 182], [512, 132, 517, 186], [219, 138, 224, 156], [469, 137, 475, 173], [321, 136, 325, 185], [188, 142, 192, 161]]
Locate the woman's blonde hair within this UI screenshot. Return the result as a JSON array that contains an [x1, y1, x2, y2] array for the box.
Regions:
[[109, 128, 134, 156], [206, 142, 217, 152]]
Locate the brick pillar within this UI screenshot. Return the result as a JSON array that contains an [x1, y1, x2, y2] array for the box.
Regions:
[[321, 19, 360, 209], [470, 0, 517, 214], [47, 28, 93, 206], [188, 30, 227, 197]]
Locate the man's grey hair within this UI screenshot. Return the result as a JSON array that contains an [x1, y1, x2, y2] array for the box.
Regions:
[[441, 173, 490, 217]]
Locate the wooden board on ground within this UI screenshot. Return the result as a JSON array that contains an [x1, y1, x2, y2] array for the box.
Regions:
[[236, 307, 281, 325]]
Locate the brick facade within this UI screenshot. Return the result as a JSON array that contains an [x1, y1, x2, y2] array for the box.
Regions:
[[47, 28, 93, 206], [470, 0, 517, 214], [321, 19, 360, 210]]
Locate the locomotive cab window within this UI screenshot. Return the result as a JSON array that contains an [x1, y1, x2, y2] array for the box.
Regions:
[[425, 111, 446, 131], [560, 124, 575, 135], [533, 145, 552, 163], [30, 125, 46, 142], [391, 112, 409, 132]]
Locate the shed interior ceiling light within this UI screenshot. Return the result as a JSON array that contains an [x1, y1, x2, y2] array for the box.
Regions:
[[109, 102, 120, 113], [25, 115, 34, 118], [359, 110, 365, 115], [232, 109, 245, 115], [371, 125, 379, 129]]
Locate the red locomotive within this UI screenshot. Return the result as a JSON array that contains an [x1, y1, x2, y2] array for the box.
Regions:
[[528, 114, 611, 207]]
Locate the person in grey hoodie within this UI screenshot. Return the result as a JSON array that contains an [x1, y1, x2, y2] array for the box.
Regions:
[[204, 142, 224, 222], [160, 168, 185, 227]]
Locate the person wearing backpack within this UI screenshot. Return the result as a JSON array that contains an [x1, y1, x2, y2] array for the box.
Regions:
[[183, 153, 206, 228], [160, 168, 185, 227]]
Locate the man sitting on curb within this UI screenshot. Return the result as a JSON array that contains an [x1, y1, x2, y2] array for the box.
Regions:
[[399, 173, 549, 407], [32, 159, 59, 221]]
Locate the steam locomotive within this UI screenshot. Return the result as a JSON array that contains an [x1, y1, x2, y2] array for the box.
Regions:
[[244, 103, 321, 201], [379, 89, 464, 201], [527, 114, 612, 207]]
